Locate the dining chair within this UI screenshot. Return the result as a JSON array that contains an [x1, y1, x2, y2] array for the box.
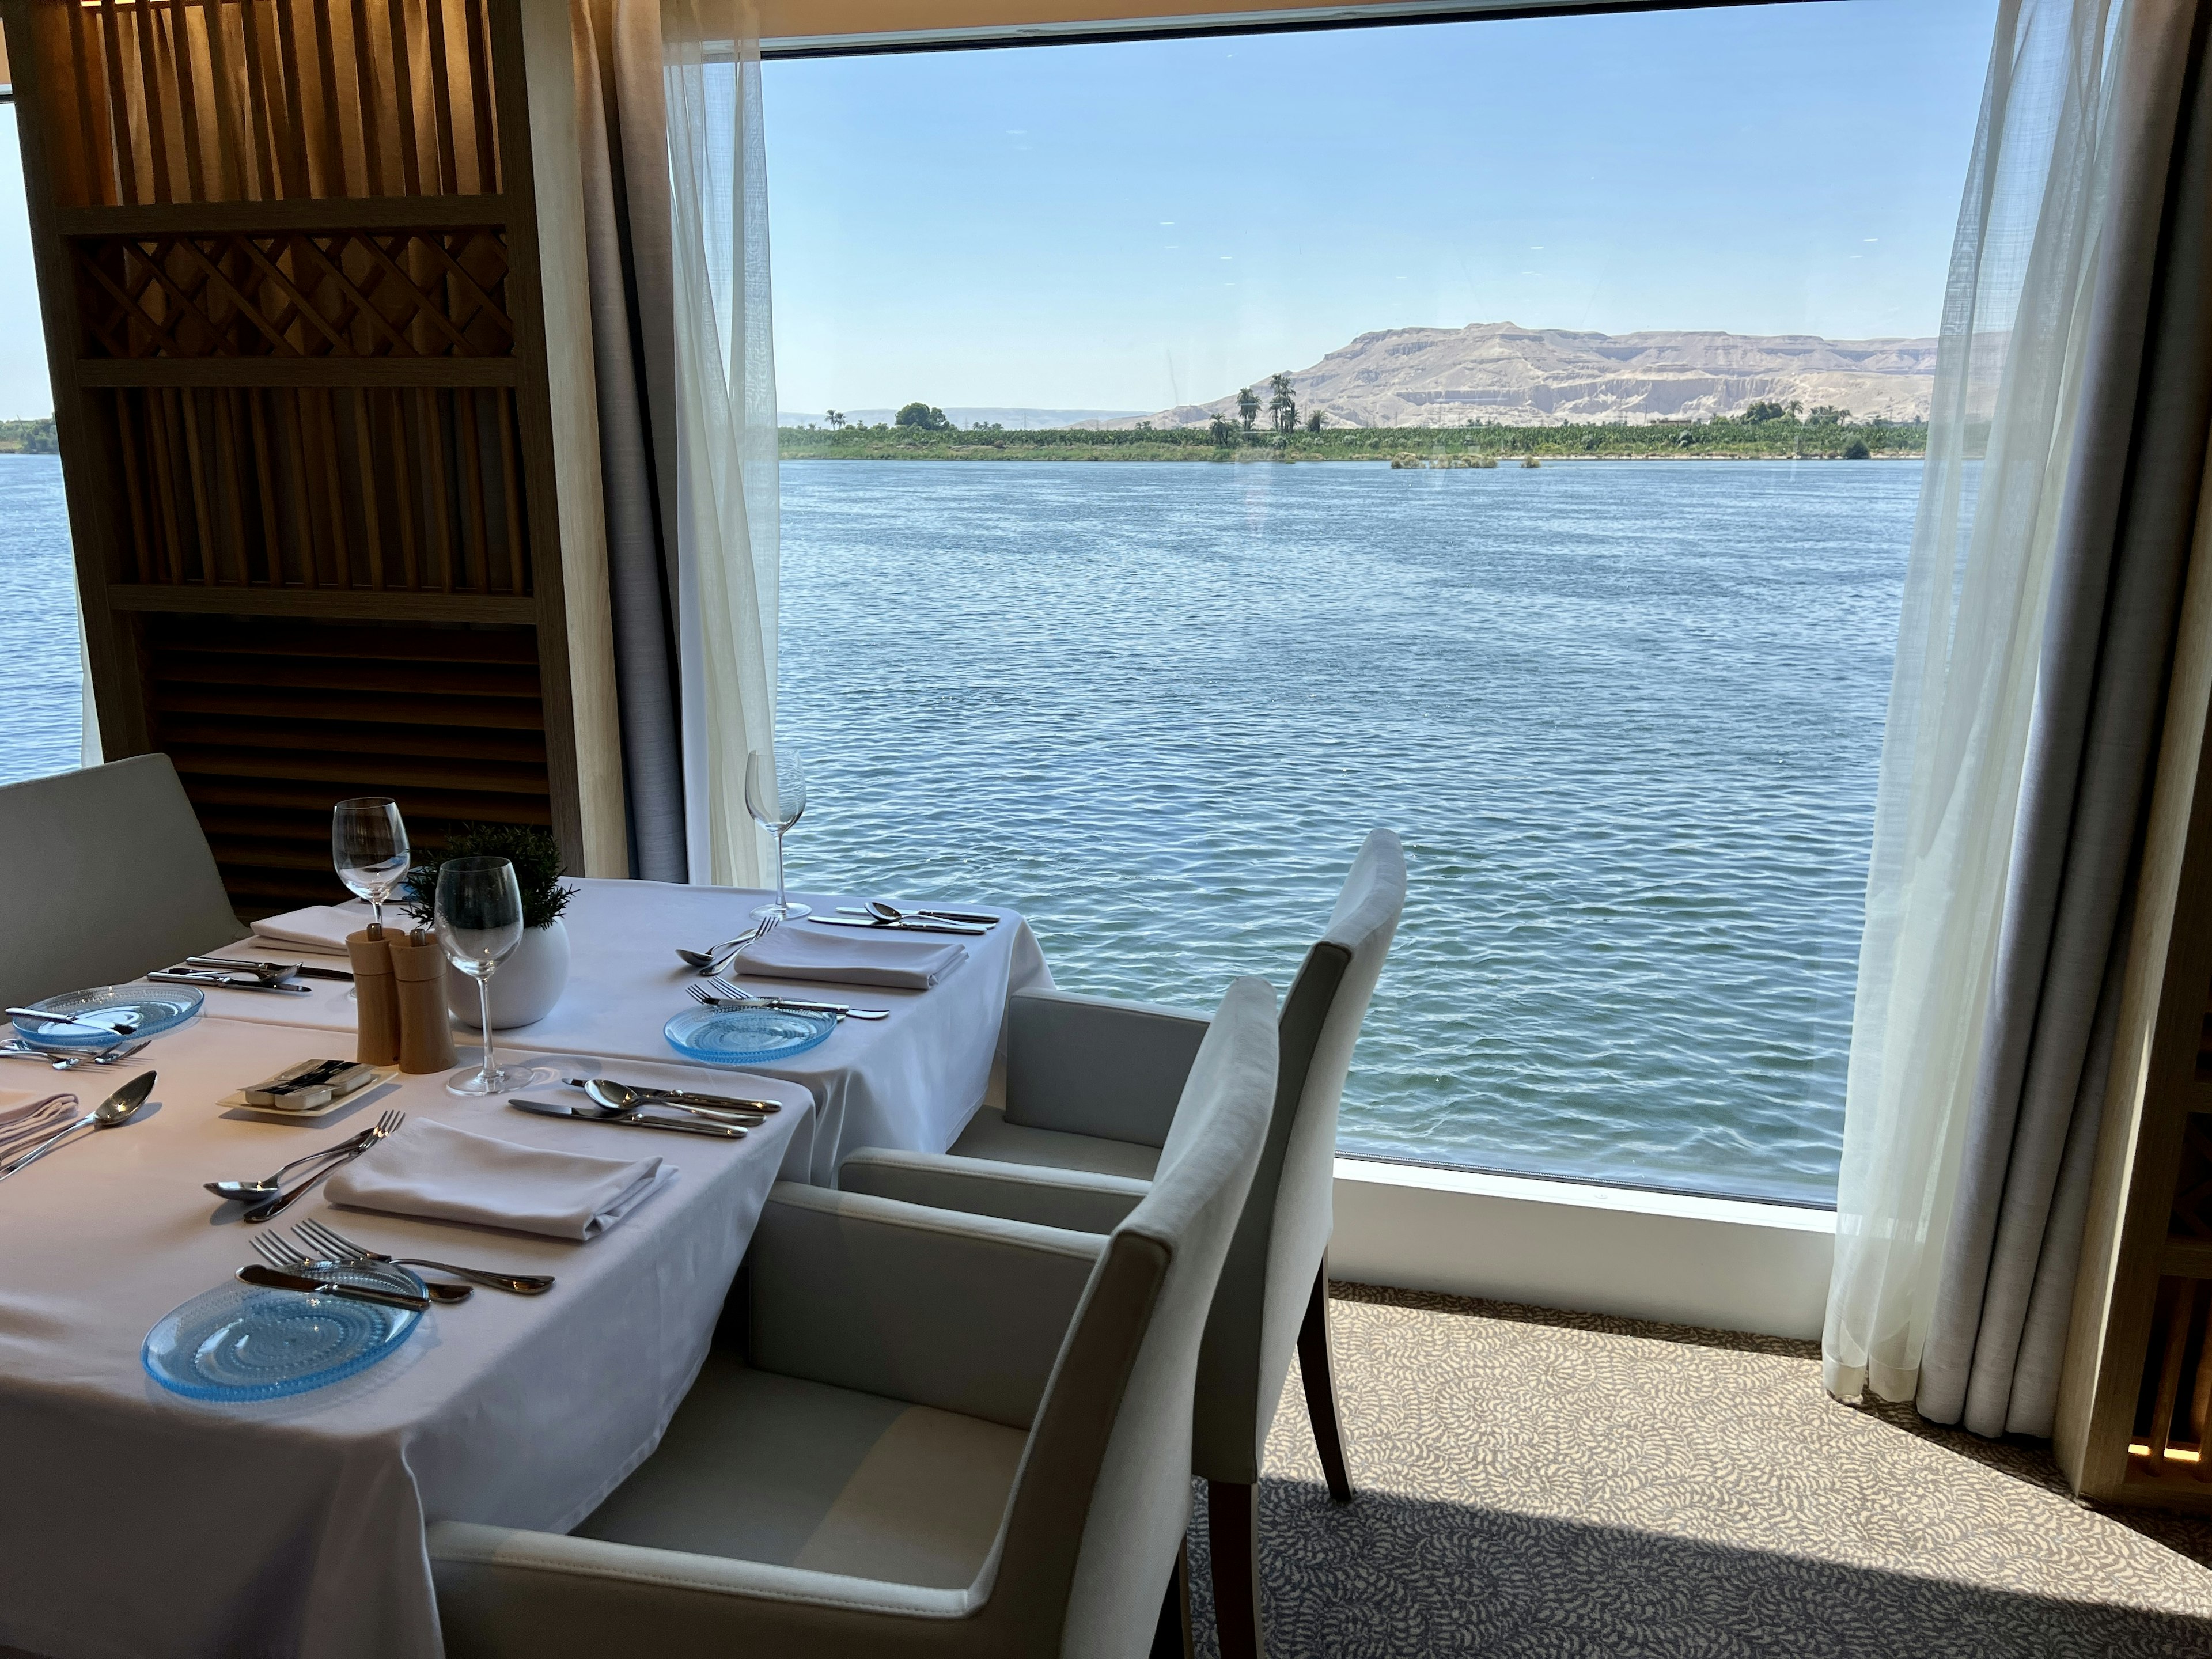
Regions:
[[426, 975, 1280, 1659], [0, 753, 245, 1007], [836, 828, 1406, 1659]]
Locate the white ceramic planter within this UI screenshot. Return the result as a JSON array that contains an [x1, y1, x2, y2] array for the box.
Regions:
[[448, 918, 570, 1031]]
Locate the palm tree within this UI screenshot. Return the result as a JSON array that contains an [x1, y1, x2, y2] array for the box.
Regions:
[[825, 410, 846, 430], [1236, 387, 1260, 432], [1266, 372, 1297, 434]]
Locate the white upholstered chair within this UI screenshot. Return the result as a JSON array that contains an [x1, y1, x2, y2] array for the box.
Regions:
[[839, 829, 1406, 1659], [0, 753, 244, 1007], [426, 975, 1280, 1659]]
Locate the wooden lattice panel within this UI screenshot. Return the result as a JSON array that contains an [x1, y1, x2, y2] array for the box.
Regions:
[[73, 226, 512, 358], [22, 0, 502, 208], [101, 382, 530, 593], [2131, 1275, 2212, 1484]]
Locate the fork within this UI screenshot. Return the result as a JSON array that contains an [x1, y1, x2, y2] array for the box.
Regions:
[[675, 914, 781, 975], [0, 1095, 78, 1157], [249, 1229, 471, 1304], [294, 1217, 555, 1296], [242, 1109, 403, 1224], [694, 978, 889, 1021]]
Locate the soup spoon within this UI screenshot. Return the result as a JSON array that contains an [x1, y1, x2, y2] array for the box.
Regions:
[[674, 917, 777, 974], [581, 1077, 767, 1125], [0, 1071, 155, 1181]]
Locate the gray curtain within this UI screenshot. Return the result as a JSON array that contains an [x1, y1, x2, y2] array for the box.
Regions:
[[1919, 0, 2212, 1438], [575, 0, 689, 882]]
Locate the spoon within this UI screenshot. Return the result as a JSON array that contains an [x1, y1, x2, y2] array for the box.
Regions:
[[206, 1132, 377, 1203], [674, 919, 774, 975], [0, 1070, 155, 1181], [581, 1077, 766, 1125], [858, 900, 998, 927]]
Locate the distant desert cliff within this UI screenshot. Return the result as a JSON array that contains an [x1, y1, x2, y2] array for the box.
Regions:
[[1098, 322, 1937, 430]]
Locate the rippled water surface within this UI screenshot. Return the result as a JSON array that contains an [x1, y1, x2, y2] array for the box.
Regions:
[[778, 459, 1916, 1205], [0, 454, 1911, 1204]]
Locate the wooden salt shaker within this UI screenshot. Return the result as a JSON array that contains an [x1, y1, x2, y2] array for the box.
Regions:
[[389, 930, 458, 1074], [345, 928, 401, 1067]]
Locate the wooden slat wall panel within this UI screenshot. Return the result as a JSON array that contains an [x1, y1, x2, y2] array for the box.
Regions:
[[143, 615, 550, 914], [5, 0, 620, 900]]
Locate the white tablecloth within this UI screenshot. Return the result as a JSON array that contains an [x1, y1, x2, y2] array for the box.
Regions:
[[197, 880, 1051, 1182], [0, 1014, 813, 1659]]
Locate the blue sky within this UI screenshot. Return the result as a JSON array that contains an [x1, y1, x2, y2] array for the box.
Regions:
[[764, 0, 1999, 415]]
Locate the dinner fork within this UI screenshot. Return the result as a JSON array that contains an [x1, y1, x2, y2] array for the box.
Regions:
[[693, 978, 889, 1021], [248, 1230, 471, 1304], [241, 1110, 404, 1224], [293, 1218, 556, 1296], [675, 914, 780, 975], [0, 1094, 77, 1157]]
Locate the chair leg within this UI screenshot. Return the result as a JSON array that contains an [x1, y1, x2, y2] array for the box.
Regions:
[[1151, 1538, 1193, 1659], [1207, 1479, 1267, 1659], [1298, 1262, 1353, 1503]]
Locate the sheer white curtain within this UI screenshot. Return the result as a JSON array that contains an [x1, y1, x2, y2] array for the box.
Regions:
[[662, 0, 778, 887], [1824, 0, 2131, 1403]]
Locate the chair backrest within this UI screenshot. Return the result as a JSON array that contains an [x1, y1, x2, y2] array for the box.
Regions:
[[0, 755, 245, 1006], [1191, 828, 1406, 1485], [981, 975, 1278, 1659]]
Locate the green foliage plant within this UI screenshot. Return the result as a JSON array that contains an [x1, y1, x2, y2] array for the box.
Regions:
[[400, 823, 577, 931]]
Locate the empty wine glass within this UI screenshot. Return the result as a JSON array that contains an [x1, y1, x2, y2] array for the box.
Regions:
[[333, 798, 410, 938], [745, 745, 811, 921], [434, 857, 550, 1097]]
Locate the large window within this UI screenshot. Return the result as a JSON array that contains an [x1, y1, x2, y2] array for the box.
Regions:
[[765, 1, 1997, 1206]]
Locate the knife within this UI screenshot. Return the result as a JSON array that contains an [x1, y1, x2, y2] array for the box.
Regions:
[[237, 1263, 431, 1312], [150, 969, 312, 996], [566, 1078, 783, 1113], [187, 955, 353, 982], [510, 1097, 746, 1138], [806, 914, 988, 937], [835, 906, 999, 926]]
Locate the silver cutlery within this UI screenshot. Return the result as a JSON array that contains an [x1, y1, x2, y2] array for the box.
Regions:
[[563, 1077, 782, 1113], [695, 978, 889, 1021], [805, 913, 988, 937], [675, 915, 779, 975], [577, 1076, 767, 1126], [207, 1127, 384, 1203], [842, 900, 999, 927], [6, 1006, 140, 1037], [236, 1262, 431, 1313], [149, 967, 312, 996], [241, 1109, 404, 1224], [0, 1096, 78, 1157], [248, 1231, 472, 1304], [185, 955, 352, 983], [511, 1097, 745, 1138], [45, 1038, 151, 1071], [0, 1071, 156, 1182], [293, 1218, 556, 1296]]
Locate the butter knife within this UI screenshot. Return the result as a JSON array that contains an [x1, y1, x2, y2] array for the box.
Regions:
[[510, 1097, 745, 1138], [805, 914, 988, 937], [237, 1263, 431, 1312]]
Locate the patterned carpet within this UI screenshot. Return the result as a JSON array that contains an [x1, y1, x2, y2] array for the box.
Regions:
[[1180, 1285, 2212, 1658]]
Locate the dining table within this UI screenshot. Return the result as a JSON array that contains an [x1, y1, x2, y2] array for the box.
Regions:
[[0, 879, 1059, 1659], [193, 878, 1054, 1185]]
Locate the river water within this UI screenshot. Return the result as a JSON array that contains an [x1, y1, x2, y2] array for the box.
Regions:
[[0, 454, 1912, 1205]]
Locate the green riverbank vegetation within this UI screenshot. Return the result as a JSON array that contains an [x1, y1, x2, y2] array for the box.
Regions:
[[0, 418, 58, 454], [782, 402, 1927, 464]]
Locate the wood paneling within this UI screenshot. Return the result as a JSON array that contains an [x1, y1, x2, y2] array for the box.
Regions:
[[3, 0, 624, 904]]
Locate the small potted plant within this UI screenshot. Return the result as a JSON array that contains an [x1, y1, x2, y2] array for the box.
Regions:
[[400, 824, 577, 1029]]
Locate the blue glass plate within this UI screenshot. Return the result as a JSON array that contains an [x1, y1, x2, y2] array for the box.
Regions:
[[14, 985, 203, 1049], [143, 1266, 425, 1402], [664, 1003, 836, 1066]]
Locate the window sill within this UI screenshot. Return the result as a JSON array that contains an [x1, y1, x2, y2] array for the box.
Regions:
[[1330, 1156, 1835, 1340]]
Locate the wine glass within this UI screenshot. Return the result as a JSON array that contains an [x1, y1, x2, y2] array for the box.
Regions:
[[332, 797, 410, 937], [745, 745, 811, 921], [434, 857, 550, 1096]]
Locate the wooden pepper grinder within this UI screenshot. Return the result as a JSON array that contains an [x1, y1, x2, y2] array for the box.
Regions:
[[389, 929, 458, 1075], [346, 927, 401, 1067]]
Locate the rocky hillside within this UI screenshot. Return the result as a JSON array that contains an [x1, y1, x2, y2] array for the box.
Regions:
[[1103, 323, 1937, 430]]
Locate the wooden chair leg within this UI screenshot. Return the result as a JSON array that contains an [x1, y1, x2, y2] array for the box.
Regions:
[[1298, 1262, 1353, 1503], [1151, 1537, 1193, 1659], [1207, 1479, 1267, 1659]]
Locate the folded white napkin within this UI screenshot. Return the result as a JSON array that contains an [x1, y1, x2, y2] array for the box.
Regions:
[[325, 1118, 676, 1241], [251, 902, 379, 957], [736, 924, 968, 991]]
